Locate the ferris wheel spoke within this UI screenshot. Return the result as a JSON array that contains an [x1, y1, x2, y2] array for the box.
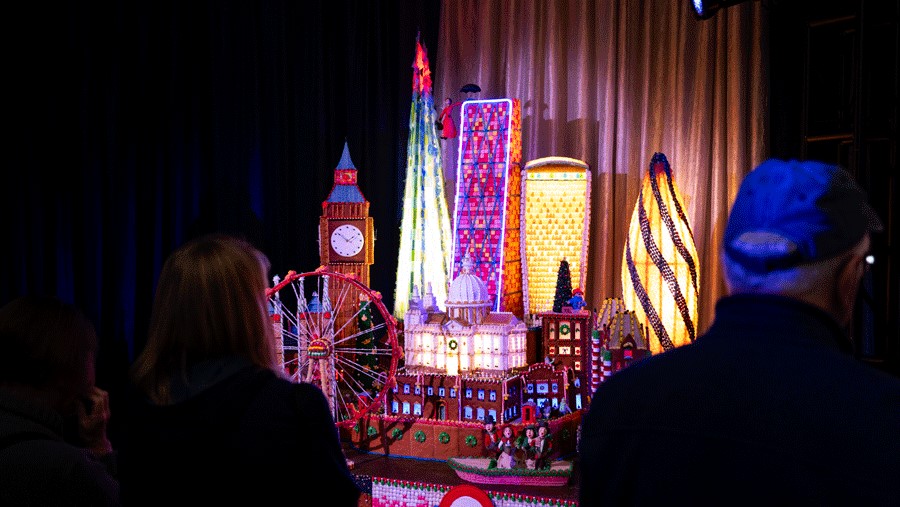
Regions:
[[334, 345, 397, 358], [334, 368, 383, 417], [330, 300, 370, 341], [334, 353, 381, 379], [332, 321, 388, 348], [337, 366, 385, 399]]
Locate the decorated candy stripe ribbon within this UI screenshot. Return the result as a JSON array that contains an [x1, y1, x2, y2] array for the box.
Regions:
[[649, 154, 701, 309], [637, 189, 693, 349], [625, 233, 672, 350], [646, 157, 698, 343]]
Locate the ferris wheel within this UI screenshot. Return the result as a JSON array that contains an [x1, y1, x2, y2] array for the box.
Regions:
[[267, 267, 402, 428]]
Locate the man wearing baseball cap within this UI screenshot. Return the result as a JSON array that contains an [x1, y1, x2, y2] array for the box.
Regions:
[[579, 159, 899, 506]]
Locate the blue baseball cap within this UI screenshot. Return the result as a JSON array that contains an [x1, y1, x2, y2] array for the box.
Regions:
[[724, 159, 882, 273]]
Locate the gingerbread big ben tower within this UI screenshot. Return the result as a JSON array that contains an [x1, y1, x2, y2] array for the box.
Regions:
[[319, 141, 375, 286]]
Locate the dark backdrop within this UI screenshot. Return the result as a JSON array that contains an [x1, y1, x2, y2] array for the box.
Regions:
[[3, 1, 897, 448], [2, 0, 441, 441]]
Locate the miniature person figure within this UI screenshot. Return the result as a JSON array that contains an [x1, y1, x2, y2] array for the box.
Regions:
[[495, 425, 517, 469], [540, 400, 552, 420], [534, 420, 554, 470], [517, 425, 539, 469], [482, 415, 500, 457], [567, 288, 587, 312], [437, 98, 461, 140], [558, 397, 572, 415]]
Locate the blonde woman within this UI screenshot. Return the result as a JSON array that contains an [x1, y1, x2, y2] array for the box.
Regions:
[[120, 234, 362, 506]]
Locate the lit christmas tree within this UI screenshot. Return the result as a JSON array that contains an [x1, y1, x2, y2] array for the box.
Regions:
[[355, 293, 382, 396], [552, 259, 574, 312], [393, 33, 454, 320]]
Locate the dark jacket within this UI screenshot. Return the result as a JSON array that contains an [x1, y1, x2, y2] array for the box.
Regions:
[[0, 389, 120, 506], [578, 294, 900, 506], [119, 359, 361, 506]]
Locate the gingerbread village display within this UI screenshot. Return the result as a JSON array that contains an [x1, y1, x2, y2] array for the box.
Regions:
[[268, 109, 652, 465], [263, 37, 695, 507]]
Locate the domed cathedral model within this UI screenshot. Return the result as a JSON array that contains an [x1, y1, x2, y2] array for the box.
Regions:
[[351, 254, 583, 462], [392, 255, 527, 424], [403, 255, 527, 376]]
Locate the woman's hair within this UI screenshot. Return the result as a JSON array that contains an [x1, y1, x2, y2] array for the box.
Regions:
[[0, 295, 98, 399], [130, 233, 276, 404]]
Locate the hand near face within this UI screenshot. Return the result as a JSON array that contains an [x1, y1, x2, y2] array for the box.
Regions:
[[77, 386, 113, 456]]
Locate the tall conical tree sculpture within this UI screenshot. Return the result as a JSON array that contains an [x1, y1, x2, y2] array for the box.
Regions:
[[622, 152, 700, 354], [393, 33, 454, 320]]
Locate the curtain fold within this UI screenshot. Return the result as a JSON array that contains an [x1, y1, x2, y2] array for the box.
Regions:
[[435, 0, 767, 334]]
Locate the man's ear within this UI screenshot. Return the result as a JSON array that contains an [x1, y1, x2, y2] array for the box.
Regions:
[[836, 252, 865, 312]]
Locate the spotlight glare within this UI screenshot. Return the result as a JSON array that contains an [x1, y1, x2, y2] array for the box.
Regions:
[[693, 0, 705, 17]]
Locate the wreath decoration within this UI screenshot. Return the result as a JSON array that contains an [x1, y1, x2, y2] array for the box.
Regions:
[[559, 323, 571, 335], [448, 339, 458, 351], [438, 431, 451, 444], [414, 430, 427, 443], [464, 434, 478, 447], [391, 428, 404, 440], [367, 425, 378, 437]]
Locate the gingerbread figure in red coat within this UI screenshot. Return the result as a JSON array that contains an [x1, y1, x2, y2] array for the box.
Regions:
[[437, 98, 462, 140], [481, 415, 500, 457]]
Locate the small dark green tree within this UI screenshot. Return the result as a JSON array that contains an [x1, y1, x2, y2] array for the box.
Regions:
[[355, 295, 382, 396], [552, 259, 573, 312]]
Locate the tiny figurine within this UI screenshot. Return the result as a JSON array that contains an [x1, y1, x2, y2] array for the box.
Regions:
[[482, 415, 500, 457], [534, 420, 553, 470], [437, 97, 462, 140], [567, 288, 587, 312], [495, 425, 517, 469], [517, 425, 539, 469], [558, 397, 572, 415]]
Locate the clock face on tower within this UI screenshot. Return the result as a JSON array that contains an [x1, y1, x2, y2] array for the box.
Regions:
[[330, 224, 365, 257]]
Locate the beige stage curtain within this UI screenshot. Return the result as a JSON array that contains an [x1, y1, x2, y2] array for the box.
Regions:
[[435, 0, 767, 336]]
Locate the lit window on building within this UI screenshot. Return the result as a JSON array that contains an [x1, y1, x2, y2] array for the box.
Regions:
[[559, 346, 571, 355], [403, 384, 410, 394], [415, 385, 421, 395], [549, 346, 556, 355], [477, 389, 485, 400], [527, 384, 534, 394], [439, 387, 445, 397], [402, 402, 410, 414], [464, 406, 473, 419], [465, 388, 473, 399], [489, 390, 497, 401], [450, 388, 456, 398], [392, 385, 398, 393], [413, 403, 422, 416], [537, 383, 549, 394], [574, 346, 581, 355], [477, 407, 485, 421], [392, 401, 399, 413], [574, 360, 581, 371], [552, 383, 558, 393], [427, 386, 434, 396]]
